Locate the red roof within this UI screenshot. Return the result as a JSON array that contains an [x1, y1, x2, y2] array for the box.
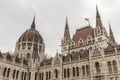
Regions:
[[72, 26, 93, 42]]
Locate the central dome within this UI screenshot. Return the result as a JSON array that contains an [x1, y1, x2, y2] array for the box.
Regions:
[[18, 17, 43, 44], [18, 29, 43, 44]]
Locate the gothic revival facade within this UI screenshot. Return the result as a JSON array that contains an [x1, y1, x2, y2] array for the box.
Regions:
[[0, 7, 120, 80]]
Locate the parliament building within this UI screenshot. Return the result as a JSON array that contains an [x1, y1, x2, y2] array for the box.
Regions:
[[0, 7, 120, 80]]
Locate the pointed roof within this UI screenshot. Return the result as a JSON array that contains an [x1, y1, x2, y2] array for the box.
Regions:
[[31, 15, 36, 29], [64, 17, 71, 40], [96, 5, 103, 28], [109, 22, 115, 43]]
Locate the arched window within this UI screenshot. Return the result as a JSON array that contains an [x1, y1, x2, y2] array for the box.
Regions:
[[86, 65, 90, 75], [108, 61, 112, 74], [13, 70, 16, 79], [64, 69, 66, 78], [42, 72, 44, 80], [24, 72, 26, 80], [7, 68, 10, 77], [82, 66, 85, 76], [76, 67, 79, 76], [3, 67, 7, 77], [113, 60, 118, 73], [46, 72, 48, 80], [29, 72, 31, 80], [26, 53, 30, 59], [72, 67, 75, 77], [16, 70, 19, 79], [67, 68, 70, 78], [21, 72, 24, 80], [54, 69, 58, 78], [49, 71, 51, 79], [35, 72, 37, 80], [95, 62, 101, 73]]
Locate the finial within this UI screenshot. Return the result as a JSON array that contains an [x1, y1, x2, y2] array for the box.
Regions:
[[31, 14, 36, 29], [65, 16, 69, 29]]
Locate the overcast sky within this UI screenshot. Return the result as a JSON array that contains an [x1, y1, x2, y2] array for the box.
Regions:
[[0, 0, 120, 57]]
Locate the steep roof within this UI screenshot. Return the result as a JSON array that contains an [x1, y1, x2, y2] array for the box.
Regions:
[[73, 26, 93, 42]]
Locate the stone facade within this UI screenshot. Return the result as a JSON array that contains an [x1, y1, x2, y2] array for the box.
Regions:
[[0, 7, 120, 80]]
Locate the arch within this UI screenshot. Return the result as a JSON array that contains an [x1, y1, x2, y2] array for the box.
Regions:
[[95, 62, 101, 73], [7, 68, 10, 77], [3, 67, 7, 77], [108, 61, 112, 74], [113, 60, 118, 73]]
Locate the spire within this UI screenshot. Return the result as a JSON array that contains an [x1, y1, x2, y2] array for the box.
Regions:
[[96, 5, 100, 18], [109, 22, 115, 43], [64, 17, 71, 40], [96, 5, 103, 28], [31, 15, 36, 29]]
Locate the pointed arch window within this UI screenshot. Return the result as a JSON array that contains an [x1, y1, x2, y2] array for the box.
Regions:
[[13, 70, 16, 79], [7, 68, 10, 77], [108, 61, 112, 74], [3, 67, 7, 77], [72, 67, 75, 77], [67, 68, 70, 78], [86, 65, 90, 75], [82, 66, 85, 76], [95, 62, 101, 73], [64, 69, 66, 78], [54, 69, 58, 78], [76, 67, 79, 76], [113, 60, 118, 73]]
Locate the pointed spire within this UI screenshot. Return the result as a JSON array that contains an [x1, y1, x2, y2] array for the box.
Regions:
[[96, 5, 100, 18], [64, 17, 71, 40], [109, 22, 115, 43], [96, 5, 103, 28], [109, 22, 113, 34], [31, 15, 36, 29]]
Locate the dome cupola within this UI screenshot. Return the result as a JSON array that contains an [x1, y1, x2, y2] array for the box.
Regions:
[[15, 16, 45, 62]]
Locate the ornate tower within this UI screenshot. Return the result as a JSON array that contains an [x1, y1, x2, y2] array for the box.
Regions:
[[94, 6, 109, 48], [14, 16, 46, 63], [61, 17, 71, 55]]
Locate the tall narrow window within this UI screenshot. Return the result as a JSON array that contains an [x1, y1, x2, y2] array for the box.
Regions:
[[3, 67, 7, 77], [108, 61, 112, 74], [29, 72, 31, 80], [46, 72, 48, 80], [95, 62, 100, 73], [13, 70, 16, 79], [42, 72, 44, 80], [35, 72, 37, 80], [21, 72, 24, 80], [7, 68, 10, 77], [76, 67, 79, 76], [64, 69, 66, 78], [82, 66, 85, 76], [24, 72, 26, 80], [113, 60, 118, 73], [16, 70, 19, 79], [54, 69, 58, 78], [67, 68, 70, 78], [49, 71, 51, 79], [72, 67, 75, 77], [86, 65, 90, 75]]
